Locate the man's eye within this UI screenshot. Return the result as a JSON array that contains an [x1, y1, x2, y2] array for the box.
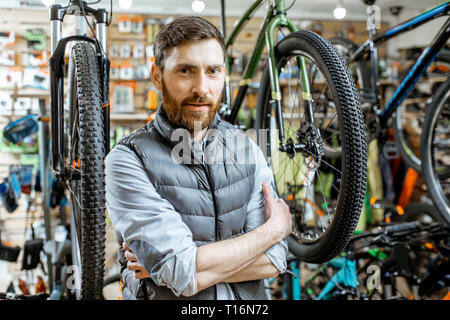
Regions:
[[179, 67, 193, 75], [210, 68, 220, 74]]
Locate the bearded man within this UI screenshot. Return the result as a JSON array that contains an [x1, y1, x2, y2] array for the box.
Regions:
[[105, 16, 291, 300]]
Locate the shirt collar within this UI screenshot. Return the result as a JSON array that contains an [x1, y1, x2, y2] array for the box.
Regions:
[[153, 104, 223, 164]]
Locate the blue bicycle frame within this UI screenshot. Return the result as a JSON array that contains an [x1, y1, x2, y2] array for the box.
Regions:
[[278, 257, 358, 300], [348, 1, 450, 126]]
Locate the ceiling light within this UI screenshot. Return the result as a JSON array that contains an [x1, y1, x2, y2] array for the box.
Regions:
[[333, 1, 347, 20], [192, 1, 205, 13], [41, 0, 55, 7], [119, 0, 133, 10]]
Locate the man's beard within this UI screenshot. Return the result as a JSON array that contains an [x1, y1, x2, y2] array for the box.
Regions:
[[161, 79, 221, 131]]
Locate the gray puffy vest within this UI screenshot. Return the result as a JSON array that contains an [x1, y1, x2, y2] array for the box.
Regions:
[[116, 106, 267, 300]]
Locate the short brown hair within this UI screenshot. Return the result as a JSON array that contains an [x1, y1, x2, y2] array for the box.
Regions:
[[153, 16, 226, 70]]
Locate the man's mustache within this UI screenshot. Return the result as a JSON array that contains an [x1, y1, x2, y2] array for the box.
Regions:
[[181, 96, 214, 106]]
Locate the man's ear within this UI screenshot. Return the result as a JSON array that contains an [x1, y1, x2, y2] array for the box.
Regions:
[[151, 64, 162, 91]]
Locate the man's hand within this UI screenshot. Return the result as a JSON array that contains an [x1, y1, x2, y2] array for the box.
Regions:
[[262, 181, 292, 241], [195, 182, 291, 291], [122, 242, 151, 280]]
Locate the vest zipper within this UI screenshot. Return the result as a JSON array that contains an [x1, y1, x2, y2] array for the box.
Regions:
[[201, 163, 219, 300], [200, 138, 241, 300], [201, 163, 242, 301]]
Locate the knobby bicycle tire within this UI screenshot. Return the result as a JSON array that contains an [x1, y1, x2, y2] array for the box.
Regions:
[[255, 31, 367, 263], [420, 77, 450, 225], [328, 37, 371, 91], [68, 41, 106, 299]]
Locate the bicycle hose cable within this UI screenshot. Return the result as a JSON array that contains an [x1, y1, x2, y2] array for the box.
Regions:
[[285, 0, 296, 12], [85, 0, 112, 22], [351, 232, 431, 255], [79, 0, 105, 56], [273, 0, 295, 12], [85, 0, 113, 27], [273, 0, 296, 41], [107, 0, 112, 26], [281, 0, 296, 38], [270, 0, 295, 40]]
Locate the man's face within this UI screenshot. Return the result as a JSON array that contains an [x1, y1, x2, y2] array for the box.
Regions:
[[152, 39, 225, 130]]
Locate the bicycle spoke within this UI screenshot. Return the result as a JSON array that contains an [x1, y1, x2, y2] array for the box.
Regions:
[[321, 130, 341, 145], [70, 108, 80, 163], [310, 150, 342, 175], [316, 82, 329, 111], [316, 169, 334, 221], [67, 183, 84, 212], [274, 145, 337, 239], [276, 57, 344, 241], [324, 112, 338, 132]]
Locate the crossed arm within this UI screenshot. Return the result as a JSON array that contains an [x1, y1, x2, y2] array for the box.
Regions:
[[124, 237, 278, 286], [124, 182, 291, 292]]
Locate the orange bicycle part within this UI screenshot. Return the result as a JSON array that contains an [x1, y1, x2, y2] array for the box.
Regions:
[[286, 194, 295, 201], [370, 197, 377, 206], [19, 279, 29, 295], [396, 205, 404, 216], [397, 168, 419, 208], [35, 276, 47, 294], [72, 157, 81, 168], [305, 198, 325, 217]]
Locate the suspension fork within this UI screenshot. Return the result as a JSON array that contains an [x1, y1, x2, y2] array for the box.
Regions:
[[94, 11, 111, 155], [49, 3, 110, 176], [50, 16, 63, 174], [266, 12, 313, 153]]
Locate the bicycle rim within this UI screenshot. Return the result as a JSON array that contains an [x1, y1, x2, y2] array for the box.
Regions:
[[257, 31, 367, 262], [69, 189, 82, 299], [67, 54, 82, 300], [423, 85, 450, 223], [274, 52, 343, 241]]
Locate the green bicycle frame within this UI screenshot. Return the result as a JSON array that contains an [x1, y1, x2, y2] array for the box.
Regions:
[[224, 0, 312, 141]]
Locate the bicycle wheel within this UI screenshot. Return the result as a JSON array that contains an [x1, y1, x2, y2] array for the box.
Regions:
[[66, 41, 106, 299], [256, 31, 367, 263], [331, 38, 450, 174], [421, 77, 450, 225], [393, 52, 450, 173], [329, 37, 371, 93]]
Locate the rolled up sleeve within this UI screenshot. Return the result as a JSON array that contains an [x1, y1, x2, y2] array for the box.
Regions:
[[105, 144, 198, 297], [245, 140, 288, 274]]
